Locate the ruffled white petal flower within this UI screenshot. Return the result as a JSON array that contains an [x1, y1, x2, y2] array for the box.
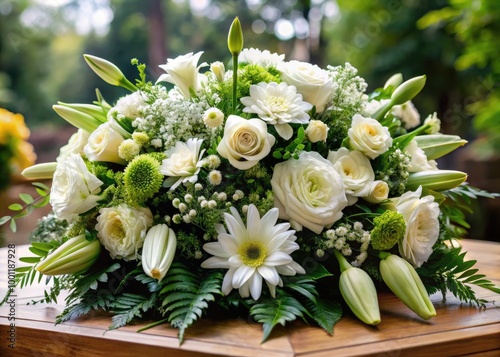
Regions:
[[241, 82, 312, 140], [160, 138, 205, 190], [201, 204, 304, 300], [239, 48, 285, 68]]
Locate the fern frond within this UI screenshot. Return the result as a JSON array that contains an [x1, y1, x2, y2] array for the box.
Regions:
[[159, 262, 222, 344], [56, 288, 115, 324], [305, 297, 342, 334], [250, 295, 307, 343], [110, 292, 157, 329]]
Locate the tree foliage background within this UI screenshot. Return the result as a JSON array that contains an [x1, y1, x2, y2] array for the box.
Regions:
[[0, 0, 498, 239]]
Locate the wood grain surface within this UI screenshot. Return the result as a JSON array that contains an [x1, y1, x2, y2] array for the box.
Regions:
[[1, 239, 499, 357]]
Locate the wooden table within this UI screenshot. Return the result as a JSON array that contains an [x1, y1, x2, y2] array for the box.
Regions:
[[1, 239, 499, 357]]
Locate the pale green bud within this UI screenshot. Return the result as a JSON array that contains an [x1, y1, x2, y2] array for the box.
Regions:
[[227, 17, 244, 55], [406, 170, 467, 191], [142, 224, 177, 281], [414, 134, 467, 160], [383, 73, 403, 89], [391, 75, 426, 105], [57, 102, 107, 123], [22, 162, 57, 179], [83, 54, 137, 91], [379, 253, 436, 320], [53, 104, 102, 133], [36, 235, 101, 275], [334, 250, 381, 325]]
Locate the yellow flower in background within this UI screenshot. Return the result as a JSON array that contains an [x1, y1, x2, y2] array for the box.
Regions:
[[0, 108, 36, 188]]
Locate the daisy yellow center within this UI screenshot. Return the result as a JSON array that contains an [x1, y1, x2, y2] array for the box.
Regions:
[[238, 240, 267, 267]]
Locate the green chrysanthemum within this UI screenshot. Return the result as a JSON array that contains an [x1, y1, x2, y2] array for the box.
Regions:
[[370, 211, 406, 251], [123, 154, 163, 204]]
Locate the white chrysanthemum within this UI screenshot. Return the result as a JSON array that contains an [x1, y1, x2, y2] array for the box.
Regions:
[[201, 204, 305, 300], [241, 82, 312, 140], [203, 108, 224, 128], [113, 91, 147, 119], [239, 48, 285, 68]]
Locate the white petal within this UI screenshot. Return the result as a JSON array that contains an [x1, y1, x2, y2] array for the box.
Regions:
[[201, 257, 230, 269], [224, 212, 246, 241], [232, 265, 255, 288], [202, 242, 228, 257], [257, 265, 280, 286], [249, 273, 263, 300], [222, 269, 235, 295], [228, 254, 243, 267], [275, 123, 293, 140], [246, 205, 261, 231], [265, 280, 277, 298], [217, 234, 239, 255], [238, 282, 250, 298], [264, 251, 293, 266]]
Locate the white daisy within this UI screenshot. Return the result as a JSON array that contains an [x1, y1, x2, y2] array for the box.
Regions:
[[240, 82, 312, 140], [201, 204, 305, 300]]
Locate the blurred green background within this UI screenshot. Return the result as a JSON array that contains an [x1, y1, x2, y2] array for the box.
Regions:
[[0, 0, 498, 242]]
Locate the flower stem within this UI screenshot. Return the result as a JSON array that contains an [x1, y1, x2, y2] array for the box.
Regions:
[[232, 54, 238, 114], [333, 249, 352, 272]]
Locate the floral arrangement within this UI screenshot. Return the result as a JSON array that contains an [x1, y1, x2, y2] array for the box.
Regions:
[[0, 108, 36, 193], [2, 18, 499, 343]]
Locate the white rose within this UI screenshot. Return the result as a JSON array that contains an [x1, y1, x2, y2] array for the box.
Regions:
[[392, 101, 420, 129], [57, 129, 90, 162], [84, 121, 126, 165], [278, 60, 333, 113], [405, 139, 438, 172], [50, 154, 103, 222], [348, 114, 393, 159], [217, 115, 275, 170], [96, 204, 153, 261], [210, 61, 225, 82], [161, 138, 205, 190], [364, 180, 389, 204], [305, 120, 329, 143], [328, 147, 374, 200], [157, 51, 208, 99], [395, 186, 440, 267], [271, 151, 348, 234]]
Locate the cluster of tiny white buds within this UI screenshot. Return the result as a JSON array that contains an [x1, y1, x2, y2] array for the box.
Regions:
[[198, 195, 206, 203], [194, 250, 203, 259], [183, 214, 191, 223], [172, 214, 182, 224], [242, 205, 249, 213], [178, 203, 187, 213], [164, 215, 171, 224], [218, 192, 227, 201], [195, 183, 203, 191], [316, 249, 325, 258], [189, 209, 197, 217], [208, 200, 217, 209], [151, 138, 162, 148], [118, 139, 140, 161], [172, 198, 181, 208], [184, 194, 193, 203], [200, 200, 208, 208]]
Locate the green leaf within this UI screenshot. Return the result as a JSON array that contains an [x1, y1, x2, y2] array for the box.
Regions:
[[19, 193, 34, 204], [308, 297, 342, 334], [109, 293, 156, 330], [19, 256, 41, 264], [159, 263, 222, 344], [250, 295, 307, 343], [29, 246, 48, 257], [0, 216, 11, 225], [8, 203, 23, 211]]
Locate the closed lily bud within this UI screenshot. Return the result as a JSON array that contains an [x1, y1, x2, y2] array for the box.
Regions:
[[53, 104, 102, 133], [57, 102, 107, 123], [414, 134, 468, 160], [391, 75, 426, 106], [142, 224, 177, 281], [334, 250, 380, 325], [22, 162, 57, 179], [406, 170, 467, 191], [383, 73, 403, 90], [84, 54, 137, 92], [379, 253, 436, 320], [227, 17, 244, 56], [36, 235, 101, 275]]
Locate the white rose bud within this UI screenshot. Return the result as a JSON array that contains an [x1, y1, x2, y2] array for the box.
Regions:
[[305, 120, 329, 143], [364, 180, 389, 204], [210, 61, 225, 82]]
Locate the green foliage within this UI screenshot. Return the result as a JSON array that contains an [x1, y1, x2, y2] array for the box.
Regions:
[[0, 182, 50, 233], [110, 293, 158, 329], [305, 298, 342, 335], [159, 262, 223, 343], [15, 241, 60, 289], [250, 295, 308, 343]]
